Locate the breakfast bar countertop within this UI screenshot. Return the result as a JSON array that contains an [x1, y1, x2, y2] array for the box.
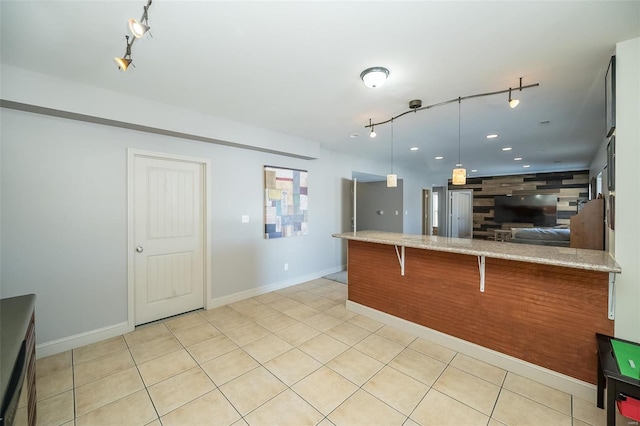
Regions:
[[332, 230, 621, 273]]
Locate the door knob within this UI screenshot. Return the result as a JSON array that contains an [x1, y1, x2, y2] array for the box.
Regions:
[[136, 246, 144, 253]]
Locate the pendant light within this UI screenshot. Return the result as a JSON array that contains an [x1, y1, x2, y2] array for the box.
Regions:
[[452, 98, 466, 185], [387, 119, 398, 187]]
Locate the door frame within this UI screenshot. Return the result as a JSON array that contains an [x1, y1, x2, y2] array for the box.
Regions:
[[447, 189, 474, 238], [422, 188, 431, 235], [127, 149, 212, 330]]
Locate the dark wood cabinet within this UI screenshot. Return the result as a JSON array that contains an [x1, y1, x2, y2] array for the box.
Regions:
[[1, 295, 36, 426]]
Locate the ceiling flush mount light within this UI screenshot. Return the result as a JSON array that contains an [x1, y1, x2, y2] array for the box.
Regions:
[[514, 157, 523, 161], [523, 164, 531, 168], [435, 156, 443, 160], [508, 77, 524, 108], [486, 134, 498, 139], [410, 147, 419, 151], [114, 36, 134, 71], [452, 98, 467, 186], [360, 67, 389, 89], [115, 0, 153, 71], [502, 147, 512, 151]]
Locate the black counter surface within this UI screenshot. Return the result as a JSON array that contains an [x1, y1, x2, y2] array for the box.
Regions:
[[1, 294, 36, 410]]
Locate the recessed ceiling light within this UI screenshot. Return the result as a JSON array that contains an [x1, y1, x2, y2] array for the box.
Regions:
[[455, 163, 463, 167], [471, 169, 478, 172], [486, 134, 498, 139], [410, 147, 419, 151], [435, 156, 443, 160], [350, 133, 360, 138], [502, 147, 512, 151], [523, 164, 531, 168], [514, 157, 522, 161]]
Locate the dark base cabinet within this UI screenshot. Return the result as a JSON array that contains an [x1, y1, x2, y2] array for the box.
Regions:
[[1, 295, 36, 426]]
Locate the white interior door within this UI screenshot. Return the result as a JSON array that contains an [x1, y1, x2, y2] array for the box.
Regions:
[[133, 155, 205, 325], [449, 189, 474, 238]]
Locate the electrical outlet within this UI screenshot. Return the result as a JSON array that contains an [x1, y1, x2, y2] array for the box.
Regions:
[[284, 263, 289, 271], [241, 215, 250, 223]]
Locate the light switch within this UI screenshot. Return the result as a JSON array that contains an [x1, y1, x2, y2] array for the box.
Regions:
[[241, 215, 250, 223]]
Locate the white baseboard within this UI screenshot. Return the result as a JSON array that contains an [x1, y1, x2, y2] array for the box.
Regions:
[[35, 266, 346, 359], [36, 321, 133, 359], [346, 300, 597, 402], [209, 266, 345, 308]]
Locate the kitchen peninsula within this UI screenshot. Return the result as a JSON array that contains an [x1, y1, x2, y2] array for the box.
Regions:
[[333, 231, 621, 387]]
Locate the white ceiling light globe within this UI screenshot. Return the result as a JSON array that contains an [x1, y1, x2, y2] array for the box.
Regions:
[[360, 67, 389, 89]]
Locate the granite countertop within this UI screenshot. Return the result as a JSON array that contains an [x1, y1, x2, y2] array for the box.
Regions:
[[333, 231, 621, 273]]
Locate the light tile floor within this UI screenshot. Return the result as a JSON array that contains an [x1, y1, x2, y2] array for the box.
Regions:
[[15, 278, 638, 426]]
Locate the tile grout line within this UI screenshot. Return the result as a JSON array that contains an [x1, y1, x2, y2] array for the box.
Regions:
[[44, 281, 592, 426]]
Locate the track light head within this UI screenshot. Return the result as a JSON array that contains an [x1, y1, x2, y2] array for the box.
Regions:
[[114, 35, 133, 71], [114, 57, 132, 71], [367, 119, 377, 138], [129, 18, 150, 38], [508, 88, 520, 108]]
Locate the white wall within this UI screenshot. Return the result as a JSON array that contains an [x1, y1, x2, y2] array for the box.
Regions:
[[0, 68, 434, 350], [613, 37, 640, 341]]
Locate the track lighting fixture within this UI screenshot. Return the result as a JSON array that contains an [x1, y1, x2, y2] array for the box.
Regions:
[[364, 78, 538, 131], [360, 67, 390, 89], [368, 119, 377, 138], [508, 77, 524, 108], [114, 0, 153, 71], [114, 36, 134, 71]]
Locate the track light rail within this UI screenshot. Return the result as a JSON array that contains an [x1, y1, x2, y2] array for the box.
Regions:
[[364, 81, 540, 129]]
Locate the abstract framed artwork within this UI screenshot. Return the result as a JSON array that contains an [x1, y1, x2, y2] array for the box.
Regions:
[[264, 166, 308, 239], [605, 55, 616, 138]]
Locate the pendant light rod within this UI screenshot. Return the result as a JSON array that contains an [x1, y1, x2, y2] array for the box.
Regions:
[[391, 118, 394, 174], [457, 97, 461, 166], [365, 80, 539, 129]]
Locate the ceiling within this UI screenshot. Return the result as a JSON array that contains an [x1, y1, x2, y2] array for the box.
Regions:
[[2, 1, 639, 179]]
